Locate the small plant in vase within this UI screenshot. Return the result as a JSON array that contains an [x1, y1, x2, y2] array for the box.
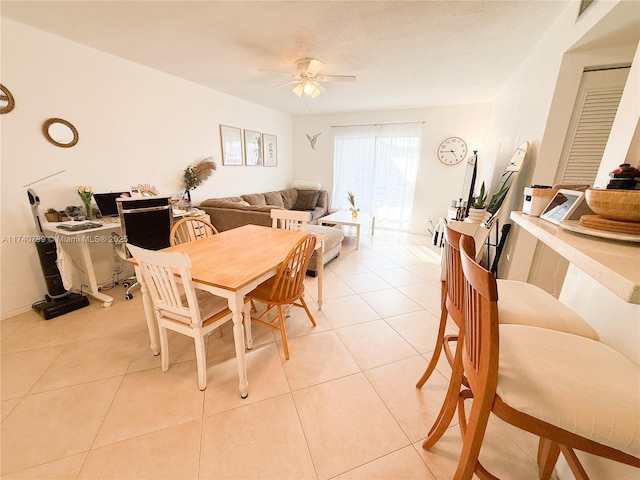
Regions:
[[44, 208, 59, 222], [468, 182, 488, 224], [183, 157, 217, 209], [76, 185, 94, 219], [347, 191, 360, 218]]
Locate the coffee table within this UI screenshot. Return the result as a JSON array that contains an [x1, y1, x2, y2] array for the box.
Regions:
[[319, 210, 375, 249]]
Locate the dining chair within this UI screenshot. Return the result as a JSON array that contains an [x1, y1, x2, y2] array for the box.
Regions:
[[170, 217, 218, 246], [248, 233, 317, 359], [417, 222, 599, 449], [126, 243, 250, 391], [455, 234, 640, 479], [270, 209, 311, 231]]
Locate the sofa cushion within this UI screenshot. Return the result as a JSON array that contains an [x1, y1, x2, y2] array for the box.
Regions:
[[281, 189, 298, 209], [200, 197, 243, 207], [242, 193, 266, 206], [294, 190, 320, 211], [263, 191, 285, 208]]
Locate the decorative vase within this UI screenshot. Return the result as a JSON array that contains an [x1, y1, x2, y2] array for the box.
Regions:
[[82, 199, 93, 219], [467, 208, 486, 224], [351, 209, 358, 218]]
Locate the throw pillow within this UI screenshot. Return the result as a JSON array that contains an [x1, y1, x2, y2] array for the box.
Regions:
[[293, 190, 320, 211]]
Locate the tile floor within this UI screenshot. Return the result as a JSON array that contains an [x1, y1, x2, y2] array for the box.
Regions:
[[1, 229, 619, 479]]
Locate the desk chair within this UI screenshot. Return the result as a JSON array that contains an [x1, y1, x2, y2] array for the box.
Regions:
[[127, 244, 247, 391], [455, 234, 640, 479], [418, 223, 599, 450], [249, 233, 316, 360], [170, 217, 218, 246], [117, 196, 173, 300]]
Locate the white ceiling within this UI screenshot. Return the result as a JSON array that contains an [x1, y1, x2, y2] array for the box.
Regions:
[[3, 0, 572, 115]]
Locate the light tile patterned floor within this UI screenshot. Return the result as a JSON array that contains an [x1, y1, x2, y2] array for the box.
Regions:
[[1, 229, 589, 479]]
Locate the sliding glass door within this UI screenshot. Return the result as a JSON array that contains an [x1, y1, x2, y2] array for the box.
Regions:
[[331, 122, 421, 231]]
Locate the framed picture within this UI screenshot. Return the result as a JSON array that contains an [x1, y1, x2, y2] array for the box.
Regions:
[[243, 130, 262, 166], [262, 133, 277, 167], [220, 125, 243, 166]]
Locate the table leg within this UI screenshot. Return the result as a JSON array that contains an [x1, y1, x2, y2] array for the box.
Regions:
[[77, 239, 114, 307], [317, 239, 324, 309], [135, 265, 160, 355], [229, 292, 249, 398], [371, 215, 376, 235], [355, 223, 361, 250]]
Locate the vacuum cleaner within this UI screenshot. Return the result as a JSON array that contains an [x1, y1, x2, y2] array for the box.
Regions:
[[28, 188, 89, 319]]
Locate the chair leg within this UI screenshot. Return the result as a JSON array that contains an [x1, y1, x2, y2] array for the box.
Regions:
[[416, 304, 449, 389], [159, 325, 170, 373], [559, 445, 590, 480], [538, 438, 561, 480], [299, 296, 316, 326], [453, 388, 494, 480], [194, 334, 207, 391], [277, 305, 290, 360], [422, 331, 465, 449]]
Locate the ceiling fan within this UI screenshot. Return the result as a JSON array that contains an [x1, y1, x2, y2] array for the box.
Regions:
[[263, 58, 356, 98]]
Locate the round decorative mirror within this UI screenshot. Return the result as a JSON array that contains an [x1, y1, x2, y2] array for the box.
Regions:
[[0, 84, 15, 114], [43, 118, 79, 148]]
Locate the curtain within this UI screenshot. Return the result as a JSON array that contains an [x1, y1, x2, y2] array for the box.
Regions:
[[331, 122, 421, 231]]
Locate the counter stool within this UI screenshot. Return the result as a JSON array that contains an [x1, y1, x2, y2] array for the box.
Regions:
[[417, 223, 599, 450], [454, 234, 639, 479]]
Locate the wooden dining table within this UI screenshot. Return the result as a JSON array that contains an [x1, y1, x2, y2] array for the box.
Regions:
[[135, 224, 310, 398]]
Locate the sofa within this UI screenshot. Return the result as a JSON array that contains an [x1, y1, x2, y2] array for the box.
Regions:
[[198, 188, 343, 276]]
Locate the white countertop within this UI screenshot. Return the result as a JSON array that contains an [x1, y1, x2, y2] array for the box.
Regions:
[[511, 212, 640, 304]]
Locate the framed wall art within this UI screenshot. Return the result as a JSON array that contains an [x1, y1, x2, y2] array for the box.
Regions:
[[244, 129, 262, 166], [220, 125, 243, 166], [262, 133, 277, 167]]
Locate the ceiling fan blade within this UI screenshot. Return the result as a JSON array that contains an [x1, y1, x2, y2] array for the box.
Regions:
[[259, 69, 296, 77], [274, 80, 300, 88], [312, 80, 326, 93], [306, 59, 324, 76], [317, 74, 357, 82]]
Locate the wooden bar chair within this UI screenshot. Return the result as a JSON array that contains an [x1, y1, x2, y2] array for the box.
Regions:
[[127, 243, 250, 391], [170, 217, 218, 246], [455, 234, 640, 479], [248, 233, 317, 359], [418, 223, 599, 449]]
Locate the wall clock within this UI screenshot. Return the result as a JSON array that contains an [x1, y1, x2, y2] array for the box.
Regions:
[[438, 136, 467, 165]]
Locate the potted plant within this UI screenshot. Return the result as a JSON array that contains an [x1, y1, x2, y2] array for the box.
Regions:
[[467, 182, 488, 223], [44, 208, 59, 222], [347, 191, 359, 218]]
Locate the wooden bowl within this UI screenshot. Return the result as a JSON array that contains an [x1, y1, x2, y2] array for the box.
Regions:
[[584, 188, 640, 222]]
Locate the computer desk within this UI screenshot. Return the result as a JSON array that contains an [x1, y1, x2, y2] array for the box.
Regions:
[[42, 209, 209, 307], [42, 220, 122, 307]]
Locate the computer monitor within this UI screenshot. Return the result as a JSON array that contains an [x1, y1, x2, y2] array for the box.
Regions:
[[94, 191, 130, 217]]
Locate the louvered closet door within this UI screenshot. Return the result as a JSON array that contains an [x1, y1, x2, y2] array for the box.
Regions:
[[555, 67, 629, 185]]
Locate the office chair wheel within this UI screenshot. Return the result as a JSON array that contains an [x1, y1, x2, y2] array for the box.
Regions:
[[125, 293, 134, 300], [122, 281, 131, 288]]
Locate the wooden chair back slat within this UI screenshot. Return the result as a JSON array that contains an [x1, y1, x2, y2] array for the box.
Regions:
[[443, 224, 473, 328], [170, 217, 218, 246], [271, 209, 311, 231], [268, 234, 316, 304], [127, 243, 202, 325]]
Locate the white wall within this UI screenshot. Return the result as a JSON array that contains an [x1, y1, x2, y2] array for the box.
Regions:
[[0, 18, 293, 318], [292, 104, 492, 234], [482, 0, 639, 282]]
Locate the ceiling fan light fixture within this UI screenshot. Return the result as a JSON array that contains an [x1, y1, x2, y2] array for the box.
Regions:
[[292, 83, 304, 97], [303, 80, 315, 96]]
